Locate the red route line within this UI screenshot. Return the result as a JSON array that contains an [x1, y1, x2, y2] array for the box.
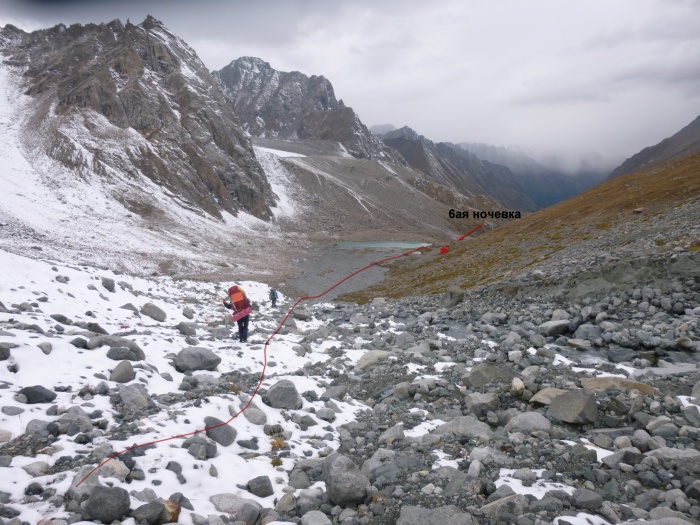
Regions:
[[76, 225, 483, 486]]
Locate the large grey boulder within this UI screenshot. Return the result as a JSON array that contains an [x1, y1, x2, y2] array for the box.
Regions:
[[247, 475, 274, 498], [504, 412, 551, 433], [18, 385, 56, 404], [645, 447, 700, 474], [210, 493, 261, 525], [537, 320, 570, 337], [432, 415, 493, 440], [397, 505, 478, 525], [480, 494, 530, 519], [301, 510, 332, 525], [355, 350, 390, 371], [441, 286, 464, 308], [87, 335, 145, 359], [264, 379, 302, 409], [118, 383, 153, 414], [574, 323, 602, 340], [67, 465, 104, 505], [174, 347, 221, 372], [461, 363, 517, 388], [548, 390, 598, 424], [82, 486, 130, 523], [141, 302, 167, 322], [464, 392, 500, 415], [110, 360, 135, 383], [236, 394, 267, 425], [204, 416, 237, 446], [57, 406, 93, 436], [323, 453, 371, 506]]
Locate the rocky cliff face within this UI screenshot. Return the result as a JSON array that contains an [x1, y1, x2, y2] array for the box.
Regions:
[[381, 126, 539, 211], [0, 16, 274, 220], [214, 57, 402, 163]]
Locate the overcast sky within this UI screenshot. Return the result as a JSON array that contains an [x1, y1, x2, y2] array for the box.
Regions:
[[3, 0, 700, 169]]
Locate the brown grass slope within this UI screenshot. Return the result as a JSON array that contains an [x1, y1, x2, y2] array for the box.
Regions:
[[342, 151, 700, 302]]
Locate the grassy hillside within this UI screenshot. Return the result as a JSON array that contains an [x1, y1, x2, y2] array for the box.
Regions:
[[342, 151, 700, 302]]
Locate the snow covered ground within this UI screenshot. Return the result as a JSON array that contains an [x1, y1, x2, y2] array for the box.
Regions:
[[2, 247, 698, 524]]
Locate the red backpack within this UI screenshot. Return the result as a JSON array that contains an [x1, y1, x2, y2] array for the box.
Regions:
[[228, 285, 252, 321]]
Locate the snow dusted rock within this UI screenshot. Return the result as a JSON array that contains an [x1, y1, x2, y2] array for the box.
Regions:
[[37, 341, 52, 355], [204, 416, 237, 446], [0, 343, 13, 360], [396, 505, 478, 525], [183, 435, 218, 460], [17, 385, 56, 404], [247, 475, 273, 498], [174, 347, 221, 372], [323, 453, 371, 506], [99, 459, 130, 482], [301, 510, 332, 525], [504, 412, 552, 433], [57, 406, 93, 435], [264, 379, 302, 409], [101, 277, 115, 292], [320, 385, 347, 401], [131, 501, 166, 524], [82, 486, 130, 523], [548, 389, 599, 424], [141, 302, 167, 322], [354, 350, 389, 371], [235, 394, 267, 425], [118, 383, 154, 414], [182, 306, 195, 319], [106, 346, 141, 361], [110, 360, 135, 383], [210, 493, 261, 524], [433, 415, 493, 440], [88, 335, 145, 359], [22, 460, 49, 477]]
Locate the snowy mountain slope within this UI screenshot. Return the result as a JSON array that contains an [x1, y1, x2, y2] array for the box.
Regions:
[[0, 57, 310, 279], [0, 17, 274, 222]]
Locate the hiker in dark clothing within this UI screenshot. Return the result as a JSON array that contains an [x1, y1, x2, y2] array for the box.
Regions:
[[269, 288, 278, 308], [223, 284, 252, 343]]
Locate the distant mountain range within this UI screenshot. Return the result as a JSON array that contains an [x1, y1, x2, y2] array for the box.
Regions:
[[607, 114, 700, 179], [374, 127, 605, 211]]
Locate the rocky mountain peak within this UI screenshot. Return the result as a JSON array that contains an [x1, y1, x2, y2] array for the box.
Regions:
[[0, 16, 275, 220], [214, 57, 403, 163], [382, 125, 422, 142]]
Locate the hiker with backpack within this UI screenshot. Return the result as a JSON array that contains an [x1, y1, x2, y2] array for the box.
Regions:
[[269, 288, 278, 308], [223, 284, 252, 343]]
